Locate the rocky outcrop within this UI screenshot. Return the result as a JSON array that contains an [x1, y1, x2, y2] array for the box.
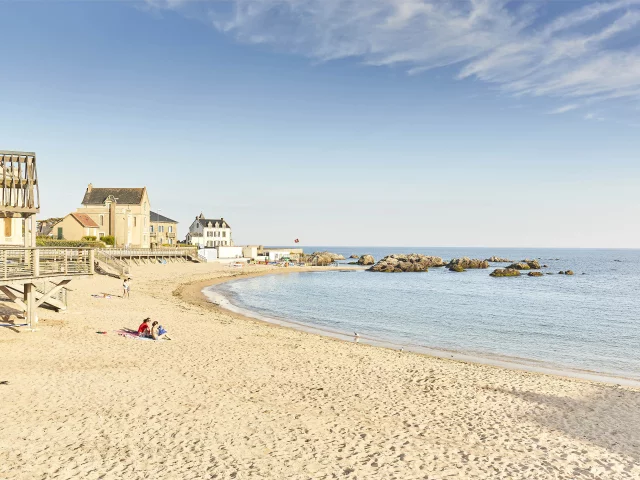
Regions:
[[558, 270, 575, 275], [486, 256, 512, 262], [308, 253, 335, 266], [449, 264, 465, 272], [528, 271, 544, 277], [357, 255, 375, 266], [506, 262, 530, 270], [506, 259, 541, 270], [312, 251, 345, 261], [369, 254, 445, 273], [490, 268, 521, 277], [349, 255, 359, 259], [448, 257, 489, 269]]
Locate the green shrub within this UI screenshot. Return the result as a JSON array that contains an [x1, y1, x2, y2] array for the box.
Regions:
[[36, 237, 106, 248], [82, 236, 97, 241], [101, 235, 115, 246]]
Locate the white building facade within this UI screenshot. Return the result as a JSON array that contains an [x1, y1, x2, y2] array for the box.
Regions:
[[187, 213, 232, 248]]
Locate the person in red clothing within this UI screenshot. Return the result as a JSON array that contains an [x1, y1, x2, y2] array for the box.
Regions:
[[137, 318, 151, 337]]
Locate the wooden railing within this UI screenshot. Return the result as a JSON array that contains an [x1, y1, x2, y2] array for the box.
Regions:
[[0, 247, 94, 282], [106, 247, 197, 258], [95, 249, 130, 276]]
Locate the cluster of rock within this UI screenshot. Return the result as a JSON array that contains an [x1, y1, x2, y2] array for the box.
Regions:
[[357, 255, 375, 266], [312, 251, 345, 261], [349, 254, 359, 259], [447, 258, 489, 272], [506, 259, 541, 270], [528, 271, 544, 277], [490, 268, 521, 277], [486, 256, 512, 263], [558, 270, 574, 275], [369, 254, 445, 272]]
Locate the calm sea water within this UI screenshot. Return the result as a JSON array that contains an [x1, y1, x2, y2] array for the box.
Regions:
[[207, 247, 640, 381]]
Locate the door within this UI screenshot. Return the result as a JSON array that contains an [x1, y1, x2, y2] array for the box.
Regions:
[[57, 227, 63, 240]]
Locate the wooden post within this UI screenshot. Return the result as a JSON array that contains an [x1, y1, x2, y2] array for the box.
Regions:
[[89, 249, 95, 274], [33, 248, 40, 277], [24, 283, 36, 330]]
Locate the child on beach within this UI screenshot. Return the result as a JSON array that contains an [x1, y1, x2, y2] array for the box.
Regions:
[[123, 278, 131, 298]]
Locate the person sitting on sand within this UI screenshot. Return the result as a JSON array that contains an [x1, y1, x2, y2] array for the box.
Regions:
[[137, 318, 151, 337], [150, 321, 170, 340]]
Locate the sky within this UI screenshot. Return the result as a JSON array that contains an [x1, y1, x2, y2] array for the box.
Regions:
[[1, 0, 639, 248]]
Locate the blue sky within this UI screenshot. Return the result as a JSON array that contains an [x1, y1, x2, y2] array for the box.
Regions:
[[1, 0, 639, 248]]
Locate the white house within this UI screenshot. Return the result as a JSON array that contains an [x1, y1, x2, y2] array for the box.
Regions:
[[187, 213, 232, 248]]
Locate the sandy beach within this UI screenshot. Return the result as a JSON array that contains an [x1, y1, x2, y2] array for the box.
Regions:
[[1, 262, 639, 479]]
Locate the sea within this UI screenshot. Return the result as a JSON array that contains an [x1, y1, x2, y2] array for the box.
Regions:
[[204, 247, 640, 384]]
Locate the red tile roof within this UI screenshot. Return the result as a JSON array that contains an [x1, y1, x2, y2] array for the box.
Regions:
[[70, 212, 99, 228]]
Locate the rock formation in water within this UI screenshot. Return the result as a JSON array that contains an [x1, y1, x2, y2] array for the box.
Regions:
[[307, 253, 335, 265], [368, 254, 445, 272], [490, 268, 521, 277], [449, 264, 465, 272], [486, 256, 512, 262], [357, 255, 375, 266], [448, 257, 489, 269], [311, 251, 345, 261], [528, 271, 544, 277], [506, 259, 541, 270], [349, 254, 359, 259]]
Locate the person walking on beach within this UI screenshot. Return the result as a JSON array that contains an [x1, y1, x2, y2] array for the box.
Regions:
[[122, 278, 131, 299]]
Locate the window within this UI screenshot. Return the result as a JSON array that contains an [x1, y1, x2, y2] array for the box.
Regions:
[[57, 227, 62, 240], [134, 217, 137, 227], [169, 238, 173, 245], [99, 233, 105, 238], [150, 225, 154, 233], [207, 241, 213, 247], [168, 226, 173, 233], [4, 219, 12, 238], [99, 215, 104, 226], [159, 225, 164, 233], [207, 231, 213, 237], [222, 231, 226, 237]]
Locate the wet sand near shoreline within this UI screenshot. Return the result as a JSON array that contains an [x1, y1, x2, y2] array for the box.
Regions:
[[1, 262, 639, 479]]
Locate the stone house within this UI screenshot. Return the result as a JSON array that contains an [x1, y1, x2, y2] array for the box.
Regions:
[[186, 213, 232, 248], [150, 211, 178, 247], [75, 184, 151, 248], [51, 213, 99, 240]]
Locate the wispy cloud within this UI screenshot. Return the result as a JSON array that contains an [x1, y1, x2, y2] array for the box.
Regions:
[[147, 0, 640, 110], [548, 104, 580, 115], [585, 112, 605, 121]]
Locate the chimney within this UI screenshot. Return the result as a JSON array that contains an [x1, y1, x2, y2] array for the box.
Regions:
[[87, 183, 93, 193]]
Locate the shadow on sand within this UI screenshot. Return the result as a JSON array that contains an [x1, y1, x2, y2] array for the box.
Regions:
[[489, 385, 640, 462]]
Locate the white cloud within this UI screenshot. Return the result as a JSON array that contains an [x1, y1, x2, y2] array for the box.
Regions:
[[548, 104, 580, 115], [585, 112, 605, 121], [147, 0, 640, 109]]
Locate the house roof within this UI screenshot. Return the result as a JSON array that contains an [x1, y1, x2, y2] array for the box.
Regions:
[[70, 212, 99, 228], [150, 211, 178, 223], [197, 218, 230, 229], [81, 187, 146, 205]]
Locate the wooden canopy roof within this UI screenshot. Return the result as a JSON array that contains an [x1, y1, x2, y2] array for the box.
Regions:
[[0, 151, 40, 217]]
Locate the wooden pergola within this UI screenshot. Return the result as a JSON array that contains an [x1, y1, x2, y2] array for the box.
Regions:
[[0, 151, 93, 330]]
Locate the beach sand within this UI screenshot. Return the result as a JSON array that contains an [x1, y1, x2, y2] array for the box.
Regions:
[[1, 262, 639, 479]]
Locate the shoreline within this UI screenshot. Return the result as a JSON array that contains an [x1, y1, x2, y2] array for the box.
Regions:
[[179, 267, 640, 388]]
